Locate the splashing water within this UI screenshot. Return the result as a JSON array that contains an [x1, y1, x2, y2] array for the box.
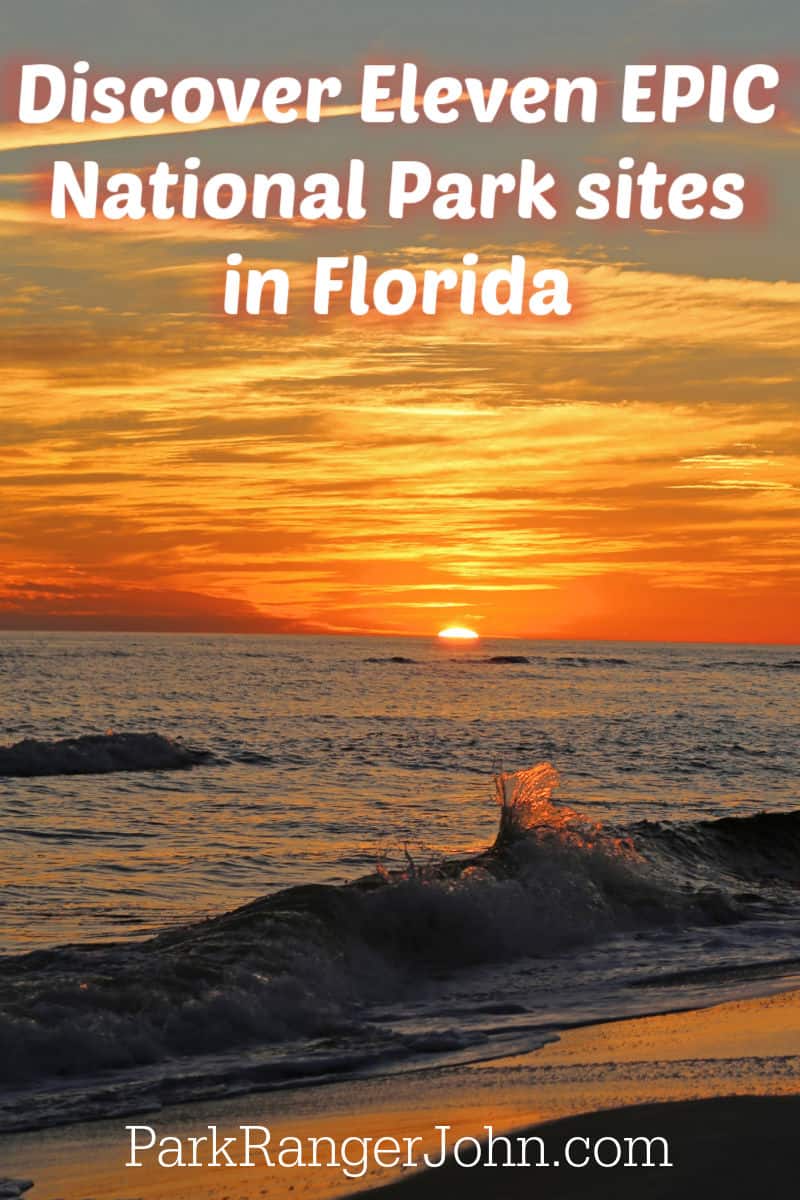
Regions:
[[492, 763, 639, 864], [494, 762, 571, 842]]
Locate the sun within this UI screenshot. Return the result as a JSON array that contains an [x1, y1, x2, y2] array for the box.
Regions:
[[437, 626, 479, 640]]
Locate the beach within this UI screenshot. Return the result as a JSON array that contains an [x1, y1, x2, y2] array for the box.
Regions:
[[3, 985, 798, 1199]]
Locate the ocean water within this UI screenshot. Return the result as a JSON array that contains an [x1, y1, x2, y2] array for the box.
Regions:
[[1, 632, 799, 1131]]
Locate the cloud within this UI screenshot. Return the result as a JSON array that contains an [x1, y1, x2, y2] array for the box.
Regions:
[[0, 578, 324, 633], [1, 193, 798, 640]]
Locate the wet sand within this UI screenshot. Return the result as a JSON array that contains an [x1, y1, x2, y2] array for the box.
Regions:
[[2, 987, 799, 1200]]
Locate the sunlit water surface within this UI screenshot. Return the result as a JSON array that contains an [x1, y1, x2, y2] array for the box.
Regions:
[[1, 632, 797, 950]]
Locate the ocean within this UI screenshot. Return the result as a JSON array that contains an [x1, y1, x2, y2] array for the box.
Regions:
[[1, 632, 799, 1132]]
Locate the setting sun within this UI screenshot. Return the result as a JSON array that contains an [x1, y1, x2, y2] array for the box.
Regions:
[[437, 626, 479, 639]]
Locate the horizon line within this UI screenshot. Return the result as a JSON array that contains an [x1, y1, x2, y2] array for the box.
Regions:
[[0, 624, 797, 649]]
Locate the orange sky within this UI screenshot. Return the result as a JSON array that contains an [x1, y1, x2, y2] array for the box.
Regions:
[[1, 68, 798, 643]]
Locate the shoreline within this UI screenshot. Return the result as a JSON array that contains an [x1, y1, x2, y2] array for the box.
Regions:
[[2, 984, 798, 1199]]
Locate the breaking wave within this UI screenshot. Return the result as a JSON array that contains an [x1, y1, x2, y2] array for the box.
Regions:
[[2, 762, 798, 1129], [0, 732, 211, 778]]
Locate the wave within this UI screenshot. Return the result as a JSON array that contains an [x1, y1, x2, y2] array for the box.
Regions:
[[554, 655, 631, 666], [365, 655, 418, 664], [365, 654, 632, 667], [2, 761, 798, 1128], [634, 808, 800, 888], [483, 654, 631, 667], [0, 732, 211, 778], [0, 1182, 32, 1199], [700, 658, 800, 671], [364, 652, 800, 671]]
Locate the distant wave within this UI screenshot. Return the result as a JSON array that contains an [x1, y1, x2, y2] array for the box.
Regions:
[[0, 1182, 32, 1199], [482, 654, 631, 667], [554, 655, 631, 666], [700, 658, 800, 671], [364, 654, 632, 667], [0, 732, 211, 778], [365, 655, 417, 664], [486, 654, 531, 664], [2, 762, 797, 1130], [362, 653, 797, 671]]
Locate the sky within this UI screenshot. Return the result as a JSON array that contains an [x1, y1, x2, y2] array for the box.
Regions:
[[0, 0, 798, 642]]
